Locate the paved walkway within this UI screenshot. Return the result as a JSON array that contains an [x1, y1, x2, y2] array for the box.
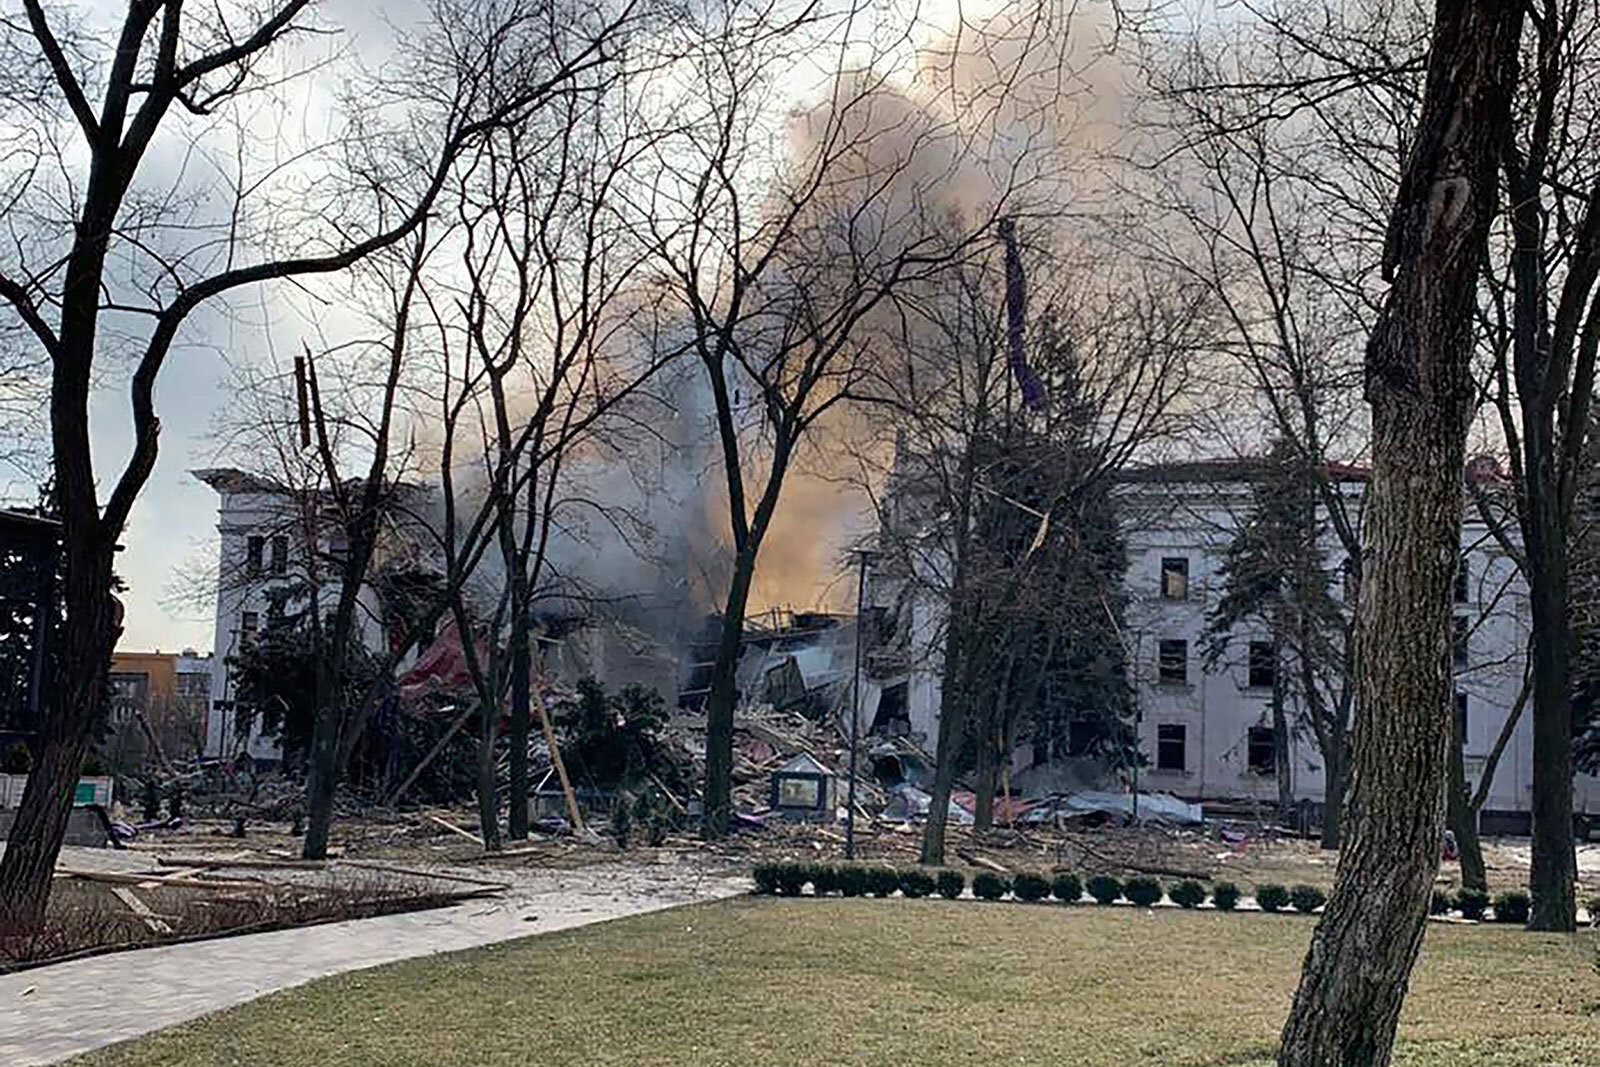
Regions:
[[1, 857, 746, 1066]]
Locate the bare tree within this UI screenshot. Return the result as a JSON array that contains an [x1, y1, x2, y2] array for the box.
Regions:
[[1275, 0, 1523, 1061], [0, 0, 648, 922], [635, 0, 1075, 836], [846, 232, 1200, 863], [1470, 0, 1600, 931], [416, 88, 678, 846], [1151, 0, 1599, 930]]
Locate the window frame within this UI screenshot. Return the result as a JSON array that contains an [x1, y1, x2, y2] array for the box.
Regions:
[[245, 535, 264, 577], [1247, 725, 1277, 775], [1156, 723, 1187, 772], [1247, 640, 1277, 690], [1157, 638, 1189, 685], [1160, 556, 1190, 601]]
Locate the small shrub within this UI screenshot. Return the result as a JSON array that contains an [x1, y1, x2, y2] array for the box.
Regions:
[[752, 864, 781, 895], [1086, 874, 1123, 905], [1430, 890, 1455, 916], [865, 867, 901, 898], [1256, 884, 1290, 913], [1455, 888, 1489, 921], [900, 870, 936, 899], [809, 865, 840, 896], [1492, 890, 1530, 924], [1050, 872, 1083, 904], [1211, 882, 1241, 911], [1124, 877, 1163, 908], [1012, 872, 1050, 903], [972, 871, 1011, 901], [774, 863, 809, 897], [610, 800, 632, 848], [1289, 885, 1327, 914], [1169, 880, 1206, 909], [2, 741, 31, 774], [837, 866, 869, 898], [935, 869, 965, 900]]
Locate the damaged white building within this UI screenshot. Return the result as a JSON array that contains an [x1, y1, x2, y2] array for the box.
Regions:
[[860, 457, 1600, 834]]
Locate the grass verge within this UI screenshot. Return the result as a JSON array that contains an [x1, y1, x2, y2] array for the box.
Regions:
[[74, 897, 1599, 1067]]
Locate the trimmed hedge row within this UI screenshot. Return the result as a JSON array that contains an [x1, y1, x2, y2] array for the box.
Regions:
[[752, 864, 1311, 912], [753, 865, 1566, 924]]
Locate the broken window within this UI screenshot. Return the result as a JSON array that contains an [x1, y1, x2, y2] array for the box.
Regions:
[[1247, 726, 1276, 775], [1455, 557, 1469, 603], [1156, 723, 1186, 772], [1453, 615, 1468, 667], [1160, 556, 1189, 600], [245, 535, 264, 577], [270, 535, 289, 575], [1158, 638, 1188, 685], [1247, 641, 1276, 689]]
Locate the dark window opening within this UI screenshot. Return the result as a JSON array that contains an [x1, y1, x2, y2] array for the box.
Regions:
[[1161, 557, 1189, 600], [270, 535, 289, 575], [1455, 558, 1469, 603], [1247, 641, 1276, 689], [1455, 692, 1468, 739], [1158, 639, 1188, 684], [1157, 723, 1186, 772], [245, 536, 264, 577], [1247, 726, 1276, 775], [1453, 615, 1468, 667], [240, 611, 259, 648], [869, 681, 910, 736], [1066, 717, 1099, 758]]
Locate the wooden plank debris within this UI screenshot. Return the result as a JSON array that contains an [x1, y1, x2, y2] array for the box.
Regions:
[[427, 815, 485, 847], [157, 855, 327, 871], [110, 886, 173, 934]]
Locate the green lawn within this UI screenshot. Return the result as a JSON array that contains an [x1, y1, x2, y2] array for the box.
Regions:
[[77, 899, 1599, 1067]]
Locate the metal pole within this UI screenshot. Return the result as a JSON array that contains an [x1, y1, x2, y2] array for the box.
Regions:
[[846, 549, 870, 861]]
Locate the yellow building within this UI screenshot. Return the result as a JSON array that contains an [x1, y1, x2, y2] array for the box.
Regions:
[[105, 650, 214, 771]]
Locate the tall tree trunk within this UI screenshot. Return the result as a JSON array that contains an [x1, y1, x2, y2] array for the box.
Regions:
[[301, 662, 342, 861], [919, 632, 969, 865], [1447, 709, 1487, 892], [477, 697, 503, 852], [1276, 3, 1521, 1062], [973, 715, 998, 832], [1525, 572, 1576, 927], [0, 531, 115, 930], [702, 549, 757, 838], [1320, 732, 1344, 851], [507, 578, 532, 841], [1271, 643, 1293, 821]]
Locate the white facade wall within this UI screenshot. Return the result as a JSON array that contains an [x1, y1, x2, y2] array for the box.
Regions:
[[875, 471, 1600, 820], [198, 472, 390, 762]]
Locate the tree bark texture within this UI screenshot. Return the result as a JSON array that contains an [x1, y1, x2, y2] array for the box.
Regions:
[[1276, 2, 1522, 1063], [1320, 736, 1344, 851], [702, 549, 757, 838], [1447, 710, 1488, 892], [1525, 569, 1576, 926], [0, 511, 118, 927]]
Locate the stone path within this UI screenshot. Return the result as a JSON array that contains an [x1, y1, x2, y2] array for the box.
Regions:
[[0, 853, 746, 1066]]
